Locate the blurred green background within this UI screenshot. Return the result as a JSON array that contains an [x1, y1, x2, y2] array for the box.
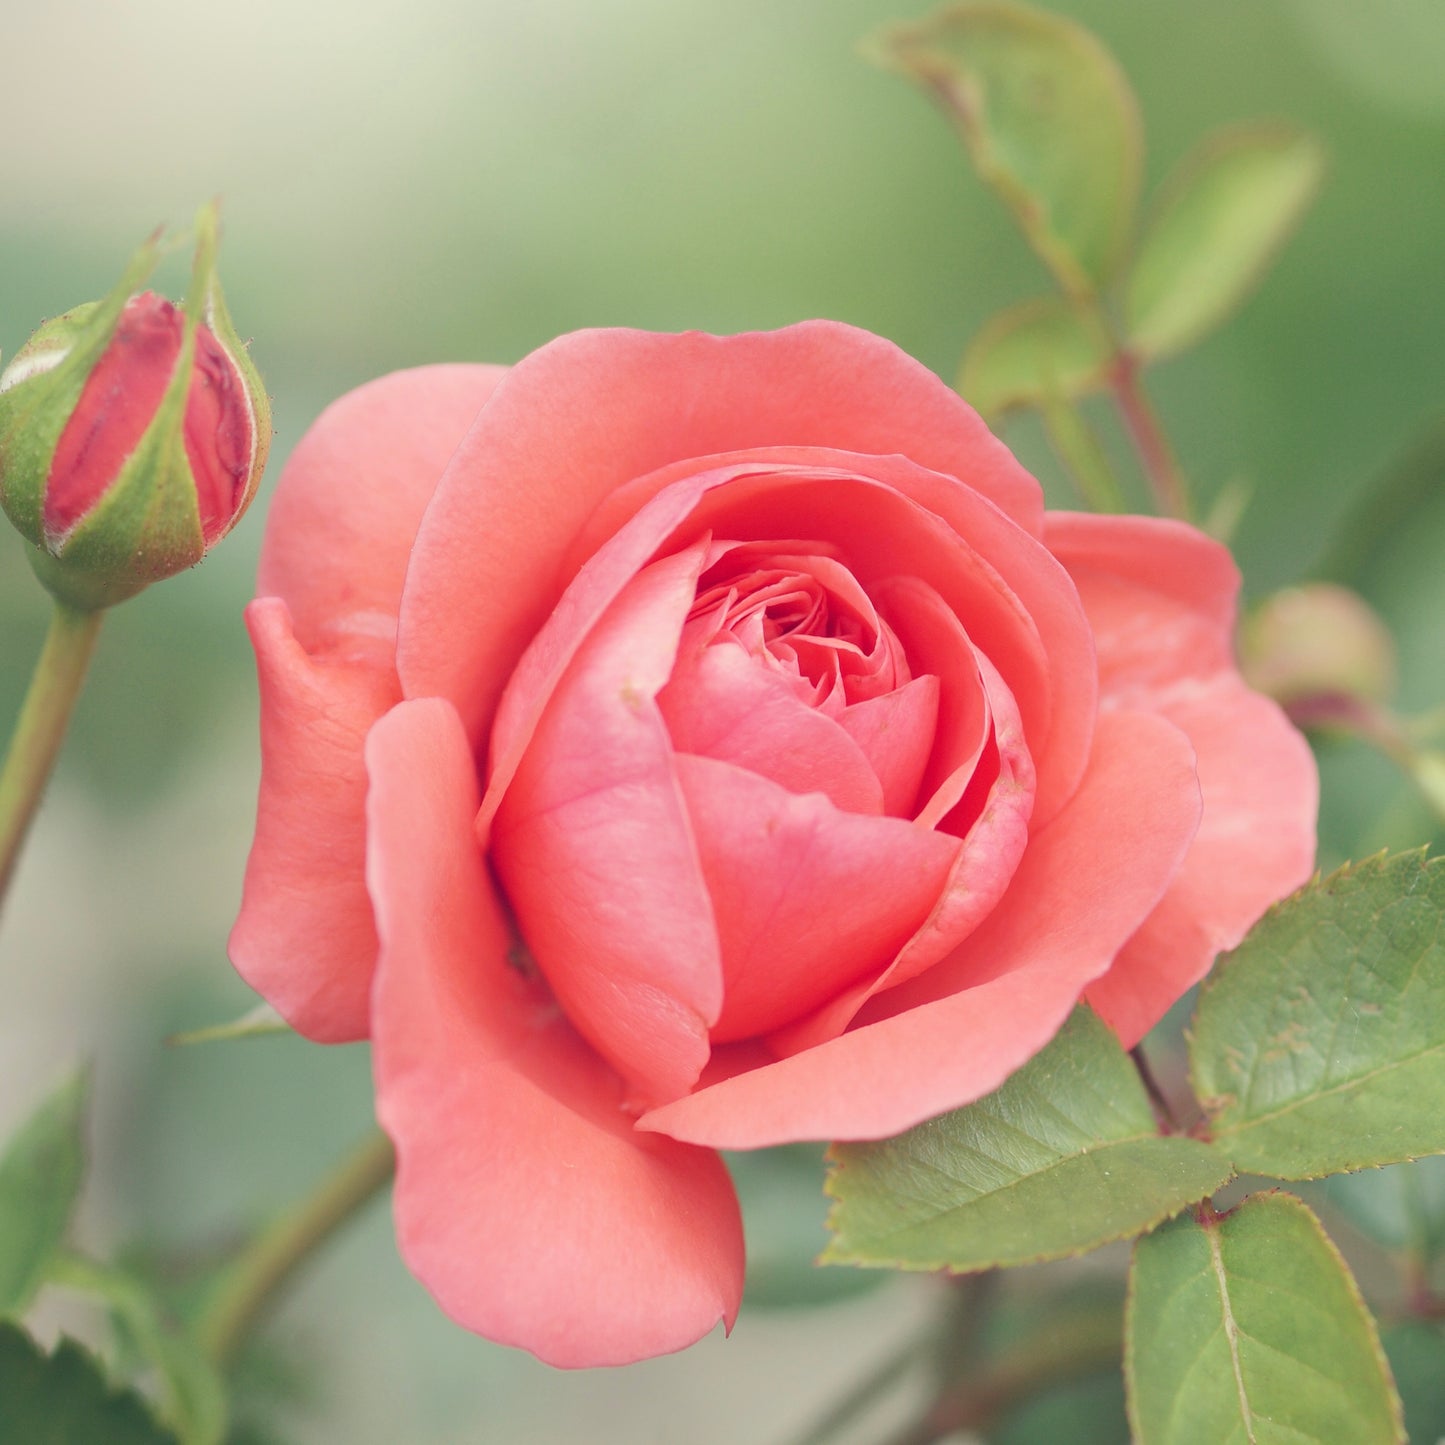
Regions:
[[2, 1, 1443, 1440]]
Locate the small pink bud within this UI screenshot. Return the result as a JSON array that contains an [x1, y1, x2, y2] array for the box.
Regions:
[[1240, 582, 1396, 716], [0, 205, 270, 610]]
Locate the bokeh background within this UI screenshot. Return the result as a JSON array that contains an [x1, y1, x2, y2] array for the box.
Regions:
[[2, 1, 1444, 1440]]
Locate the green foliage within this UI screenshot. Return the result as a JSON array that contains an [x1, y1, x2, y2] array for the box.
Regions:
[[0, 1320, 180, 1445], [867, 1, 1141, 296], [823, 1009, 1230, 1272], [1191, 851, 1445, 1179], [1126, 1192, 1404, 1445], [957, 295, 1112, 419], [0, 1071, 86, 1316], [1126, 124, 1325, 361], [49, 1253, 227, 1445]]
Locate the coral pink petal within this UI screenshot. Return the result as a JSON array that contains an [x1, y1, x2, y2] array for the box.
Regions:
[[774, 640, 1035, 1055], [639, 710, 1201, 1148], [366, 699, 743, 1367], [490, 545, 722, 1105], [1087, 680, 1317, 1042], [1047, 514, 1318, 1045], [399, 323, 1042, 742], [228, 598, 399, 1041], [659, 637, 885, 815], [836, 674, 941, 818], [259, 363, 505, 663], [677, 459, 1093, 825], [674, 755, 959, 1042]]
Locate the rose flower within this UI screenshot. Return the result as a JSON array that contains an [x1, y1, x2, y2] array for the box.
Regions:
[[230, 322, 1317, 1366]]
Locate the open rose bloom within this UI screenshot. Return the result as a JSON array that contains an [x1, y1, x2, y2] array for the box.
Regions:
[[231, 322, 1316, 1366]]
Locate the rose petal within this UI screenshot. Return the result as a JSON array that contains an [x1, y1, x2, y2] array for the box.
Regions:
[[367, 698, 744, 1368], [771, 614, 1035, 1054], [491, 544, 723, 1106], [259, 364, 505, 665], [1047, 514, 1318, 1045], [659, 632, 885, 816], [228, 598, 398, 1041], [673, 755, 960, 1041], [835, 675, 941, 818], [399, 323, 1042, 744], [232, 365, 504, 1038], [669, 456, 1093, 826], [638, 710, 1201, 1148]]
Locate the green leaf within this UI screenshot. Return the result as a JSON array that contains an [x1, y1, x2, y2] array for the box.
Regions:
[[1126, 1191, 1404, 1445], [823, 1008, 1230, 1272], [0, 1070, 87, 1316], [867, 1, 1142, 295], [167, 1003, 291, 1048], [49, 1253, 227, 1445], [1127, 122, 1325, 360], [1191, 851, 1445, 1179], [0, 1320, 180, 1445], [957, 295, 1113, 419]]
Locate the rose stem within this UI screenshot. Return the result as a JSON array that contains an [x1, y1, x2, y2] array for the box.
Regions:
[[196, 1128, 396, 1366], [1130, 1043, 1179, 1133], [0, 601, 104, 910], [1108, 350, 1195, 522]]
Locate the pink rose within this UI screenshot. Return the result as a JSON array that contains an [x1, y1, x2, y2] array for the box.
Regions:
[[230, 323, 1317, 1366]]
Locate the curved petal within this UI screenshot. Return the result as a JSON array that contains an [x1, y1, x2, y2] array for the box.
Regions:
[[638, 710, 1201, 1148], [659, 634, 885, 816], [367, 698, 744, 1368], [491, 544, 722, 1106], [674, 755, 960, 1042], [228, 598, 398, 1041], [1047, 513, 1318, 1045], [398, 323, 1042, 742], [259, 363, 506, 663]]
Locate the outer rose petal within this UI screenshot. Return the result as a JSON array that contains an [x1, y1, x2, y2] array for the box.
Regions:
[[1047, 514, 1318, 1045], [259, 363, 507, 663], [639, 710, 1201, 1148], [232, 364, 505, 1040], [228, 599, 398, 1040], [367, 699, 744, 1369], [398, 322, 1043, 744]]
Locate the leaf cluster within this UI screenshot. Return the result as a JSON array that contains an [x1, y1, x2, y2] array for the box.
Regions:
[[826, 852, 1445, 1442]]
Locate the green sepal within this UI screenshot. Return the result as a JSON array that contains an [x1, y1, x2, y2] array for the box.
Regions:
[[196, 203, 272, 517], [0, 235, 163, 553]]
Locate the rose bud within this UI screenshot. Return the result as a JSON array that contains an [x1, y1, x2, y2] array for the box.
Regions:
[[0, 205, 270, 611], [1240, 582, 1397, 733]]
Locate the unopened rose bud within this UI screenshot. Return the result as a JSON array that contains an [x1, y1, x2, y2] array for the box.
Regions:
[[1240, 582, 1396, 717], [0, 204, 270, 610]]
